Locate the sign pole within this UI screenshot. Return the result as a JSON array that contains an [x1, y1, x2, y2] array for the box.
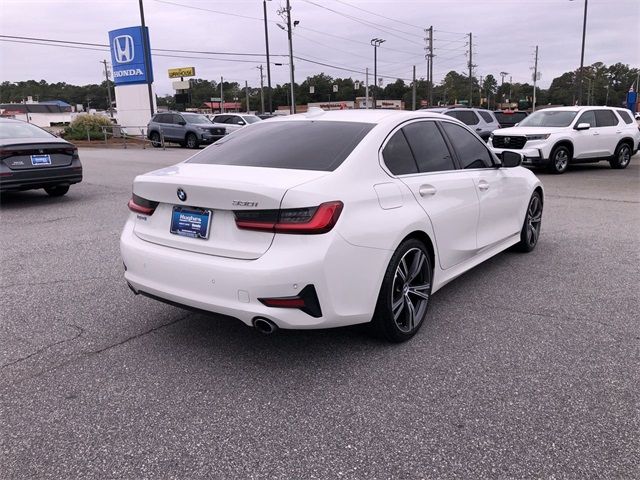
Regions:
[[138, 0, 154, 116]]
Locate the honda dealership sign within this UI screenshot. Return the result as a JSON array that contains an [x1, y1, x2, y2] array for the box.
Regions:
[[108, 26, 153, 85]]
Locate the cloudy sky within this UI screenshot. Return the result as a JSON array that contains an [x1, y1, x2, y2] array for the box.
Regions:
[[1, 0, 638, 96]]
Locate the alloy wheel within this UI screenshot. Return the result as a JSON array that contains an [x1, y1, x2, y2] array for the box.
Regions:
[[526, 194, 542, 246], [390, 248, 431, 333], [555, 150, 568, 171], [619, 145, 631, 167]]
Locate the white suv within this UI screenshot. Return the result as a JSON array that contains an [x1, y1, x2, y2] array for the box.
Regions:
[[489, 106, 640, 173]]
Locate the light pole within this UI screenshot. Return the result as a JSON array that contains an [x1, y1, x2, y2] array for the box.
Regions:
[[263, 0, 273, 113], [571, 0, 588, 105], [371, 38, 385, 109]]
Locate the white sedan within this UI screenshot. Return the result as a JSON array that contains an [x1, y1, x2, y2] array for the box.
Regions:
[[121, 110, 543, 342]]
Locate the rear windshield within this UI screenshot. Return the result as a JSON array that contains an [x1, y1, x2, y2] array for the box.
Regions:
[[187, 120, 374, 171], [519, 110, 577, 127], [494, 111, 528, 124], [243, 115, 261, 124], [0, 121, 56, 139]]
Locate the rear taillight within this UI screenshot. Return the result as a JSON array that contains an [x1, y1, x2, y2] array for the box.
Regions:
[[127, 193, 158, 215], [63, 146, 79, 160], [234, 201, 343, 234]]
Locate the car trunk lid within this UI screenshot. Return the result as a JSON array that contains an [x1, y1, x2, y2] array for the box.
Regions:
[[0, 141, 76, 170], [131, 163, 327, 259]]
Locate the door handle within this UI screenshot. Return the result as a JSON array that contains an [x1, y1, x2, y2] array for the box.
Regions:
[[475, 128, 482, 131], [616, 131, 622, 134], [593, 132, 600, 135], [478, 180, 490, 192], [419, 185, 437, 197]]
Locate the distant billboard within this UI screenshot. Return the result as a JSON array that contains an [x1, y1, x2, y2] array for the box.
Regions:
[[168, 67, 196, 78], [108, 26, 153, 85]]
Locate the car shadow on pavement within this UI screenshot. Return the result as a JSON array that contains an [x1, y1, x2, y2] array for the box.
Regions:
[[0, 190, 75, 208]]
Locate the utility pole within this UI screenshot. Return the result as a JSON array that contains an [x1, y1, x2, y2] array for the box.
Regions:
[[371, 38, 385, 109], [532, 45, 539, 111], [138, 0, 154, 116], [499, 71, 508, 106], [283, 0, 296, 114], [427, 26, 434, 106], [479, 75, 483, 108], [100, 59, 114, 118], [468, 32, 473, 107], [575, 0, 588, 105], [220, 76, 224, 113], [257, 65, 265, 113], [365, 67, 369, 109], [245, 80, 250, 113], [263, 0, 273, 113], [412, 65, 416, 111]]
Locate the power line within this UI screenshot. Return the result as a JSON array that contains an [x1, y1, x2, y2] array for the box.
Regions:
[[152, 0, 279, 24], [300, 0, 425, 46], [329, 0, 424, 30]]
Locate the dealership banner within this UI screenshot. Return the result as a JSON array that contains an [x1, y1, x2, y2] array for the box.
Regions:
[[108, 26, 153, 85]]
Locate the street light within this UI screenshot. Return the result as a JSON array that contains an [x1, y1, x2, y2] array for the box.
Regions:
[[570, 0, 588, 105], [371, 38, 385, 109]]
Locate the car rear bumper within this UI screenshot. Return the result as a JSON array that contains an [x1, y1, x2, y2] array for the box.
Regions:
[[120, 217, 390, 329], [492, 147, 549, 165], [0, 163, 83, 192]]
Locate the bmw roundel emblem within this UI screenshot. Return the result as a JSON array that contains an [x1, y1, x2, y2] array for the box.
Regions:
[[177, 188, 187, 202]]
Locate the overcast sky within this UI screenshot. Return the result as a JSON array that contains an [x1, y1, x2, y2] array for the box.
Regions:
[[1, 0, 638, 97]]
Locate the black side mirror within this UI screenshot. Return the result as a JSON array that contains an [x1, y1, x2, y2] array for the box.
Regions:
[[178, 120, 186, 126], [500, 151, 523, 168]]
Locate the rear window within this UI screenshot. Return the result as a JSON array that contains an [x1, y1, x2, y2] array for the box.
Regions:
[[494, 111, 528, 124], [445, 110, 480, 125], [595, 110, 618, 127], [478, 111, 495, 123], [0, 121, 56, 139], [616, 109, 634, 124], [187, 120, 374, 171]]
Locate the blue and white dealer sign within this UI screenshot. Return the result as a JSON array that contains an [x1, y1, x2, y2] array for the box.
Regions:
[[108, 26, 154, 85]]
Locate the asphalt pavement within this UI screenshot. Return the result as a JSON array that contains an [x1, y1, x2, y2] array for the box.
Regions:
[[1, 146, 639, 479]]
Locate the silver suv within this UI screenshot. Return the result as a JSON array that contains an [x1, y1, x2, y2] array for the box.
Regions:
[[422, 107, 500, 141], [147, 112, 226, 149]]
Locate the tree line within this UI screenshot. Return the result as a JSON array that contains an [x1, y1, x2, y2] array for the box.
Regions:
[[1, 62, 637, 113]]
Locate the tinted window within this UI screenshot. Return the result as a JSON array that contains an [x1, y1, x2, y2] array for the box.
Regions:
[[616, 109, 634, 124], [441, 122, 493, 169], [402, 122, 455, 173], [519, 110, 578, 127], [595, 110, 618, 127], [172, 114, 184, 125], [494, 111, 528, 125], [478, 111, 494, 123], [212, 115, 228, 123], [0, 121, 55, 139], [576, 110, 596, 127], [243, 115, 261, 124], [188, 121, 374, 171], [227, 116, 245, 125], [183, 114, 211, 124], [445, 110, 480, 125], [382, 130, 418, 175], [154, 114, 170, 123]]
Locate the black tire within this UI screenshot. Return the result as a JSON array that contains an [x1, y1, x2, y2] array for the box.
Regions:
[[185, 133, 199, 149], [514, 191, 543, 253], [547, 145, 571, 174], [44, 185, 69, 197], [610, 142, 631, 169], [149, 131, 161, 148], [370, 239, 433, 342]]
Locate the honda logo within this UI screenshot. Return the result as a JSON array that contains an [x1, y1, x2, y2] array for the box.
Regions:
[[113, 35, 134, 64]]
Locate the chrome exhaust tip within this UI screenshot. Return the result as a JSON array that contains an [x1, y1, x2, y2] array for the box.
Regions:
[[252, 317, 278, 335]]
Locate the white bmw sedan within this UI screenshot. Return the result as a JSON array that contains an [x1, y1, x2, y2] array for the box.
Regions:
[[121, 110, 543, 342]]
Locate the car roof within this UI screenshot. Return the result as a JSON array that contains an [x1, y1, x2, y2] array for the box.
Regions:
[[0, 117, 26, 124], [536, 106, 618, 112], [268, 109, 449, 125]]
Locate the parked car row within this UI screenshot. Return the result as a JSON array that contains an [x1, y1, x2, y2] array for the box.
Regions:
[[146, 112, 263, 149]]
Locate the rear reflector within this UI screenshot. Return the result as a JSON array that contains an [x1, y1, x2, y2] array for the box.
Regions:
[[128, 193, 158, 215], [235, 201, 343, 234], [258, 285, 322, 317]]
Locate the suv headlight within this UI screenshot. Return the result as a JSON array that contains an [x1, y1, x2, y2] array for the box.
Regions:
[[525, 134, 550, 141]]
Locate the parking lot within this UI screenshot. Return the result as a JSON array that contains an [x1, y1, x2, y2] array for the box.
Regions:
[[1, 147, 639, 479]]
